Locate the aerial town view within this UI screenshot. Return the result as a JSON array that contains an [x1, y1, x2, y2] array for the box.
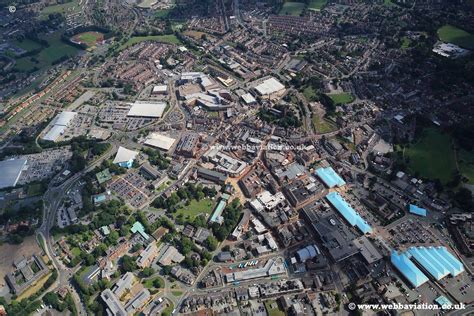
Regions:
[[0, 0, 473, 315]]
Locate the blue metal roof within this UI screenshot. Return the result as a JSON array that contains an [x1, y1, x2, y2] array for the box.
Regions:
[[210, 200, 226, 223], [391, 250, 429, 288], [409, 204, 427, 217], [326, 192, 372, 234], [408, 247, 449, 280], [315, 167, 346, 188], [433, 246, 464, 276], [435, 296, 452, 308]]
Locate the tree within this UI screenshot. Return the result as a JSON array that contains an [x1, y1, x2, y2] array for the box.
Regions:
[[121, 255, 137, 273], [152, 278, 163, 288], [141, 267, 155, 277], [204, 235, 218, 251]]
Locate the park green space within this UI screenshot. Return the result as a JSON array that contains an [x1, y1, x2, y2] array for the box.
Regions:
[[401, 37, 411, 49], [302, 86, 317, 101], [308, 0, 327, 10], [13, 39, 43, 52], [401, 128, 456, 184], [119, 35, 182, 51], [155, 9, 172, 18], [327, 92, 355, 104], [437, 25, 474, 50], [13, 32, 80, 73], [264, 300, 285, 316], [71, 247, 81, 257], [312, 115, 338, 134], [73, 32, 104, 46], [26, 183, 45, 196], [173, 198, 214, 220], [172, 290, 183, 297], [143, 276, 164, 288], [38, 0, 81, 20], [279, 2, 306, 16]]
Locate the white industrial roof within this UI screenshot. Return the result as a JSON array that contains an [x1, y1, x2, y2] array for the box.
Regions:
[[254, 77, 285, 96], [43, 125, 66, 142], [152, 85, 167, 93], [113, 147, 138, 164], [55, 111, 77, 126], [241, 93, 256, 104], [144, 133, 176, 150], [127, 102, 167, 118], [0, 159, 27, 189]]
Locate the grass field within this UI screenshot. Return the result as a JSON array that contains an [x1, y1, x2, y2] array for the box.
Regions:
[[71, 247, 81, 257], [14, 32, 80, 73], [119, 35, 182, 51], [264, 300, 285, 316], [154, 9, 172, 18], [71, 31, 105, 47], [328, 92, 355, 104], [13, 39, 43, 52], [308, 0, 327, 10], [458, 149, 474, 184], [38, 0, 81, 19], [312, 115, 338, 134], [143, 276, 164, 288], [402, 128, 456, 184], [172, 290, 183, 297], [279, 2, 306, 16], [302, 86, 317, 101], [437, 25, 474, 50], [174, 198, 214, 220], [401, 37, 412, 49], [27, 183, 45, 196]]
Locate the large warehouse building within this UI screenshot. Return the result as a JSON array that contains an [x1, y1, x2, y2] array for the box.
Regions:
[[42, 111, 77, 142], [253, 77, 285, 100], [0, 158, 27, 189], [144, 133, 177, 151], [127, 101, 167, 118]]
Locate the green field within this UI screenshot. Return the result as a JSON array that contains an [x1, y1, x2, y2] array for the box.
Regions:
[[308, 0, 327, 10], [402, 128, 456, 184], [279, 2, 306, 16], [119, 35, 182, 51], [143, 276, 164, 288], [401, 37, 412, 49], [264, 300, 285, 316], [437, 25, 474, 50], [328, 92, 355, 104], [302, 86, 317, 101], [13, 39, 43, 52], [71, 247, 81, 257], [14, 32, 80, 73], [39, 0, 81, 19], [312, 115, 338, 134], [174, 198, 214, 220], [155, 9, 172, 18], [458, 149, 474, 184], [27, 183, 45, 196], [72, 32, 104, 47]]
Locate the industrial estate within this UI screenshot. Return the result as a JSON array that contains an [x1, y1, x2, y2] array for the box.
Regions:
[[0, 0, 473, 316]]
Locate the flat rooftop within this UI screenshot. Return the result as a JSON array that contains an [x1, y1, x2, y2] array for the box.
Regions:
[[0, 159, 27, 189]]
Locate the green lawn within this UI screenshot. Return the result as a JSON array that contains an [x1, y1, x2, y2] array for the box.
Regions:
[[279, 2, 306, 16], [154, 9, 172, 18], [14, 32, 80, 73], [27, 183, 45, 196], [403, 128, 457, 184], [327, 92, 355, 105], [302, 86, 317, 101], [458, 149, 474, 184], [264, 300, 285, 316], [71, 247, 81, 257], [172, 290, 183, 297], [38, 0, 81, 20], [74, 32, 104, 46], [401, 37, 412, 49], [308, 0, 327, 10], [13, 39, 43, 52], [312, 115, 338, 134], [437, 25, 474, 50], [143, 276, 164, 288], [384, 0, 396, 6], [174, 198, 214, 220], [119, 35, 182, 51]]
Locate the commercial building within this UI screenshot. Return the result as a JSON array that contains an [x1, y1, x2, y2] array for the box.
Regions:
[[0, 158, 27, 189], [315, 167, 346, 188], [196, 167, 228, 185], [176, 133, 200, 157], [203, 147, 247, 177], [131, 221, 150, 241], [253, 77, 285, 100], [408, 204, 427, 217], [124, 289, 151, 314], [101, 289, 127, 316], [390, 250, 429, 288], [144, 133, 176, 151], [151, 85, 168, 95], [137, 243, 158, 268], [296, 245, 320, 263], [241, 93, 257, 105], [326, 192, 373, 235], [209, 193, 230, 224], [42, 111, 77, 142], [225, 258, 286, 283], [127, 101, 167, 118], [157, 244, 185, 266], [112, 272, 135, 298], [113, 146, 138, 169]]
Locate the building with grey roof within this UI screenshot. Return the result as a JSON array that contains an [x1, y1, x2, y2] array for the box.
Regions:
[[0, 158, 27, 189], [124, 288, 151, 313], [101, 289, 127, 316], [112, 272, 134, 298]]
